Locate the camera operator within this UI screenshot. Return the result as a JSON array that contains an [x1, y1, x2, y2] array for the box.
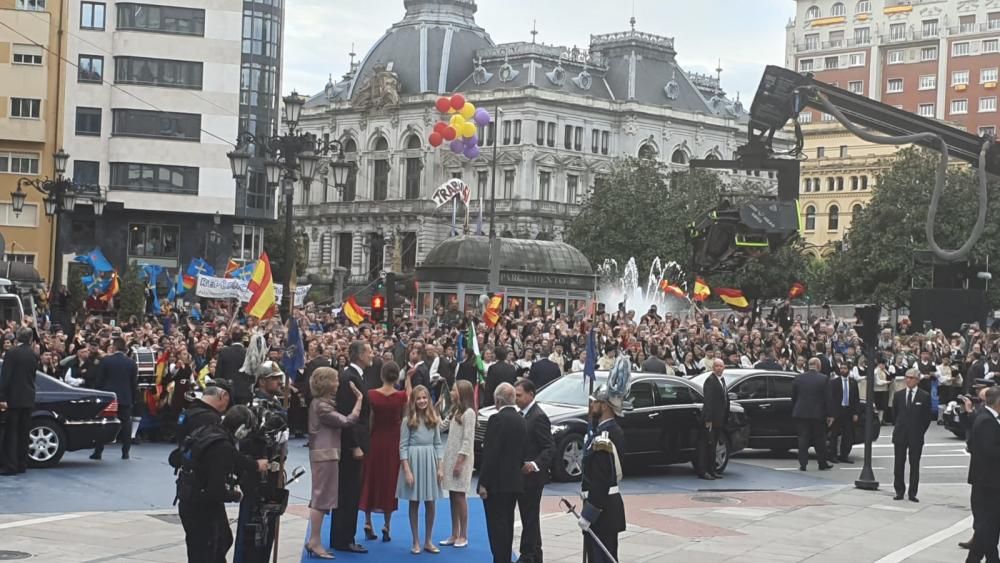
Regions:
[[172, 405, 267, 563], [176, 380, 232, 445]]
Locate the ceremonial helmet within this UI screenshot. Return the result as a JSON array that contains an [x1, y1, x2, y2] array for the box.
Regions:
[[591, 353, 631, 416]]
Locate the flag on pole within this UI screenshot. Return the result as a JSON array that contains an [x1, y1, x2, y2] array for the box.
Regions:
[[224, 259, 240, 278], [74, 248, 114, 273], [186, 257, 215, 279], [658, 280, 686, 299], [788, 282, 806, 300], [98, 273, 119, 302], [466, 321, 485, 382], [342, 295, 366, 325], [583, 327, 597, 387], [483, 294, 503, 328], [230, 261, 255, 282], [174, 271, 186, 298], [244, 252, 277, 319], [693, 277, 711, 302], [717, 287, 751, 311], [282, 318, 305, 382]]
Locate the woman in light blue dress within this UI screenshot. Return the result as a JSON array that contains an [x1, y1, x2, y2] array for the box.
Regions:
[[397, 385, 444, 554]]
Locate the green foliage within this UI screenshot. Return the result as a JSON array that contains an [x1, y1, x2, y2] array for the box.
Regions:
[[117, 262, 146, 322], [66, 268, 87, 321], [263, 200, 307, 283]]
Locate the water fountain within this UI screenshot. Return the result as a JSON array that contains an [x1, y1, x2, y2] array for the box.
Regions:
[[597, 257, 692, 315]]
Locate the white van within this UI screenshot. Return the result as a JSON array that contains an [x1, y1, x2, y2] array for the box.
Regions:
[[0, 277, 35, 326]]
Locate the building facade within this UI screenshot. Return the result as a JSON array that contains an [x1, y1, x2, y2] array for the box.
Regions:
[[0, 0, 65, 281], [294, 0, 751, 284], [54, 0, 249, 283], [787, 0, 1000, 135]]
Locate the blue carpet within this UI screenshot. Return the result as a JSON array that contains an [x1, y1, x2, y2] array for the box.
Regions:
[[301, 497, 506, 562]]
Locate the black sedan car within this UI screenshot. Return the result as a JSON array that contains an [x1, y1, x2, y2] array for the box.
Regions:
[[1, 372, 121, 467], [474, 371, 750, 482], [692, 369, 881, 452]]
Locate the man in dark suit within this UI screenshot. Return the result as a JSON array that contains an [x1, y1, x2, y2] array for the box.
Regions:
[[754, 350, 782, 371], [484, 347, 517, 408], [957, 385, 993, 551], [330, 340, 371, 553], [814, 343, 833, 376], [641, 344, 668, 374], [216, 328, 248, 404], [966, 386, 1000, 563], [528, 343, 561, 390], [966, 352, 986, 395], [478, 382, 526, 563], [514, 379, 554, 563], [827, 362, 861, 463], [697, 358, 729, 480], [0, 328, 39, 475], [91, 337, 138, 460], [892, 368, 932, 502], [792, 358, 833, 471]]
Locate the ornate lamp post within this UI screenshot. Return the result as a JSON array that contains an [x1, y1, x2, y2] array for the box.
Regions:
[[227, 92, 355, 319], [11, 148, 106, 286]]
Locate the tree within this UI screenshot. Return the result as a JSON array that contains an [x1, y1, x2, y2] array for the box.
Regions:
[[262, 201, 307, 283], [828, 147, 1000, 307], [117, 262, 146, 323]]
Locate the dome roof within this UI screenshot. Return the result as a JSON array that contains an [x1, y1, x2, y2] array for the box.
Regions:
[[420, 235, 594, 277], [348, 0, 493, 99]]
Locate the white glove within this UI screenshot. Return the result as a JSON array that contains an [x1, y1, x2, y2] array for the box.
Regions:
[[276, 429, 289, 445], [577, 516, 591, 531]]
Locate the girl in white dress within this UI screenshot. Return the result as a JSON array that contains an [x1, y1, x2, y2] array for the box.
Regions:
[[438, 380, 476, 549]]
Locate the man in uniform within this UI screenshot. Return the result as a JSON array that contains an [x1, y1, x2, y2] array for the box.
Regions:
[[176, 380, 232, 445], [578, 358, 628, 563]]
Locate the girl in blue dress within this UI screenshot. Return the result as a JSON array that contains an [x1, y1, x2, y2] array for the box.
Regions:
[[397, 384, 444, 554]]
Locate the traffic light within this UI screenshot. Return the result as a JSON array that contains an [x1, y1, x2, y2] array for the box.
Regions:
[[371, 294, 385, 322]]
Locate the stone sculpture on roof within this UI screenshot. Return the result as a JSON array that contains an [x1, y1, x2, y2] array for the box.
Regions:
[[355, 63, 402, 111]]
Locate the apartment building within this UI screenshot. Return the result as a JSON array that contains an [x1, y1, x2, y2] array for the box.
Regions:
[[787, 0, 1000, 136]]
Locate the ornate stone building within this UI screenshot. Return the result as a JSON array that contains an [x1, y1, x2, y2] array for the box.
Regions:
[[294, 0, 751, 283]]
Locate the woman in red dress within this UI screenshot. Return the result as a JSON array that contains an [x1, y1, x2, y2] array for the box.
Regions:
[[359, 361, 409, 542]]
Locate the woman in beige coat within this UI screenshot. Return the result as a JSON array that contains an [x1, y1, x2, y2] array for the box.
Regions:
[[305, 367, 362, 559]]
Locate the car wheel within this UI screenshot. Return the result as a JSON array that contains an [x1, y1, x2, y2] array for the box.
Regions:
[[714, 438, 730, 474], [552, 433, 585, 482], [28, 419, 66, 468]]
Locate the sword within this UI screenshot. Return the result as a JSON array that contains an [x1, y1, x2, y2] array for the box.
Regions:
[[559, 497, 618, 563]]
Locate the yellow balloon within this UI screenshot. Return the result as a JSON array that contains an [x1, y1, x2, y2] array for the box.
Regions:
[[461, 122, 477, 138], [450, 114, 466, 127], [460, 102, 476, 120]]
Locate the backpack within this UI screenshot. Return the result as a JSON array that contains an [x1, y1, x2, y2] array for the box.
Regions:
[[169, 423, 231, 504]]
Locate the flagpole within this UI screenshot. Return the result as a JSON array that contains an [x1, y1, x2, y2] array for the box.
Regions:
[[487, 105, 502, 293]]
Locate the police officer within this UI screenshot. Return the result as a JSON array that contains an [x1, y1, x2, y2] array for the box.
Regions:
[[234, 362, 288, 563], [175, 405, 267, 563], [578, 358, 628, 563]]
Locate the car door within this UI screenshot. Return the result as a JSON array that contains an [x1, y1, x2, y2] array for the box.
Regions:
[[730, 376, 773, 442], [621, 380, 660, 455], [768, 374, 798, 440], [652, 379, 702, 461]]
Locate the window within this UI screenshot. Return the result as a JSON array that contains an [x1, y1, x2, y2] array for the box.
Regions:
[[770, 376, 794, 399], [856, 0, 870, 13], [918, 103, 935, 117], [806, 5, 820, 20], [829, 31, 844, 47], [502, 121, 511, 145], [850, 176, 859, 190], [848, 80, 863, 94], [476, 170, 488, 201], [566, 174, 579, 204], [10, 98, 40, 119], [404, 157, 421, 200], [827, 177, 835, 191], [888, 50, 905, 64], [852, 204, 863, 217], [337, 233, 352, 268], [73, 160, 100, 187], [953, 42, 971, 57], [15, 0, 45, 11], [546, 122, 556, 147], [982, 68, 998, 84], [861, 176, 868, 189], [574, 126, 583, 151], [733, 377, 768, 400], [839, 145, 848, 158], [536, 120, 545, 145], [921, 46, 938, 61], [854, 27, 870, 45], [591, 130, 599, 153], [0, 203, 37, 227], [922, 19, 938, 37], [240, 8, 280, 57], [110, 162, 199, 194], [803, 178, 812, 193], [12, 45, 42, 65], [800, 59, 815, 72], [824, 56, 839, 70], [961, 15, 977, 33], [798, 112, 813, 123], [670, 150, 688, 164], [638, 143, 657, 160], [564, 125, 572, 149], [538, 170, 551, 200], [817, 146, 825, 159], [804, 33, 819, 50], [953, 70, 970, 85], [626, 381, 656, 409], [653, 381, 695, 406], [831, 2, 845, 16], [112, 109, 200, 140], [115, 56, 204, 89], [890, 23, 906, 41], [128, 224, 179, 258], [6, 253, 35, 266], [503, 169, 515, 198], [116, 4, 206, 36], [75, 107, 102, 136], [887, 78, 903, 93], [985, 39, 1000, 54], [805, 206, 816, 230], [828, 205, 840, 230], [513, 120, 521, 144], [601, 131, 609, 155], [373, 159, 388, 200], [849, 52, 865, 67], [78, 55, 103, 82], [80, 2, 106, 30], [951, 99, 969, 114], [919, 75, 936, 90], [991, 12, 1000, 30], [0, 152, 39, 175], [980, 97, 997, 112], [980, 126, 997, 137]]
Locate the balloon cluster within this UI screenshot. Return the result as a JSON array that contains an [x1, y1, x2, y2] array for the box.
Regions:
[[427, 94, 493, 160]]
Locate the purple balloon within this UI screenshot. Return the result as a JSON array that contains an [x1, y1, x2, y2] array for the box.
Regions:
[[450, 140, 465, 154], [464, 145, 481, 159], [473, 108, 491, 126], [468, 133, 479, 145]]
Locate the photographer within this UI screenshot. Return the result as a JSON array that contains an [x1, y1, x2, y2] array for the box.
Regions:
[[173, 405, 267, 563]]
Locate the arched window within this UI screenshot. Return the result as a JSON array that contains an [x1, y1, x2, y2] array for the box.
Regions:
[[852, 203, 863, 217], [806, 5, 821, 19], [372, 135, 389, 200], [373, 135, 389, 151], [406, 134, 421, 150], [831, 2, 846, 16], [670, 149, 688, 164], [343, 138, 357, 153], [856, 0, 871, 14], [805, 205, 816, 230], [828, 205, 840, 230], [705, 152, 720, 161], [342, 138, 357, 201], [638, 143, 657, 160]]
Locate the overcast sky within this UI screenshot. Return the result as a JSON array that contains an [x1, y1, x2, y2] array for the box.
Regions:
[[283, 0, 793, 102]]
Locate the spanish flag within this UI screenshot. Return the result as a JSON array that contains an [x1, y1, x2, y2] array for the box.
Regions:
[[693, 277, 711, 302], [224, 259, 240, 278], [99, 272, 120, 302], [788, 282, 806, 300], [245, 252, 277, 319], [484, 294, 503, 328], [343, 295, 366, 325], [716, 287, 750, 311], [659, 280, 686, 299]]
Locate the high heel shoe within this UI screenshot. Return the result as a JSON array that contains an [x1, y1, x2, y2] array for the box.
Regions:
[[304, 544, 336, 559], [363, 524, 377, 541], [381, 527, 391, 542]]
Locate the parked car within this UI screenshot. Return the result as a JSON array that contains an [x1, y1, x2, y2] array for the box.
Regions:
[[474, 371, 750, 482], [691, 369, 881, 452], [0, 368, 121, 468]]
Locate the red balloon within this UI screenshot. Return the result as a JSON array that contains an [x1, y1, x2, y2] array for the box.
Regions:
[[442, 126, 457, 141], [450, 94, 466, 111], [433, 121, 448, 134], [435, 97, 451, 113], [428, 132, 443, 147]]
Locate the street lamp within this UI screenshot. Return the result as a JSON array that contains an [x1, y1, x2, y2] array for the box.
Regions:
[[227, 94, 355, 320], [11, 149, 104, 286]]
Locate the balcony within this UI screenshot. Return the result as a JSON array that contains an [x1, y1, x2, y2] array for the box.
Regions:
[[948, 22, 1000, 36], [796, 37, 870, 53], [293, 198, 582, 220]]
